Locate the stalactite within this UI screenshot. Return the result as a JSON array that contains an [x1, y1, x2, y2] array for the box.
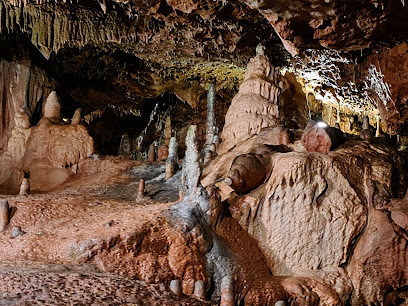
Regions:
[[0, 0, 140, 59]]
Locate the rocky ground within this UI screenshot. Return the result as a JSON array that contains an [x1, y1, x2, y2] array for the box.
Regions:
[[0, 158, 207, 305], [0, 262, 211, 305]]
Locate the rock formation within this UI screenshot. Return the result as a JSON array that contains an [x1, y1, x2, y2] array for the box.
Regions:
[[203, 83, 217, 164], [118, 133, 132, 156], [360, 115, 372, 141], [23, 92, 94, 169], [0, 60, 55, 151], [218, 45, 284, 154], [180, 125, 201, 198], [0, 0, 407, 304], [165, 137, 178, 180], [0, 91, 94, 191], [0, 199, 9, 231], [203, 119, 408, 304], [19, 176, 30, 196], [71, 108, 82, 125], [301, 120, 345, 153]]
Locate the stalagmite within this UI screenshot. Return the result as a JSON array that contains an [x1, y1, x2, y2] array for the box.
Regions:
[[376, 114, 381, 137], [362, 115, 370, 130], [220, 276, 234, 306], [218, 44, 283, 154], [137, 179, 146, 199], [335, 122, 341, 130], [165, 137, 178, 180], [206, 83, 216, 147], [202, 83, 217, 164], [19, 175, 30, 196], [180, 125, 200, 198], [193, 280, 206, 300], [118, 133, 132, 156], [360, 115, 371, 140], [147, 143, 156, 162], [164, 116, 172, 146], [43, 91, 62, 122], [0, 199, 10, 231], [169, 279, 182, 297], [71, 108, 82, 125]]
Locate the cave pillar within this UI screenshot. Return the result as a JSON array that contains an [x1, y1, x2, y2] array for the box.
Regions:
[[360, 115, 371, 140]]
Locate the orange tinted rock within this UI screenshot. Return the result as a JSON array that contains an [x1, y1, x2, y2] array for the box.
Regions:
[[157, 145, 169, 161], [347, 207, 408, 305], [301, 121, 345, 153], [23, 120, 94, 169]]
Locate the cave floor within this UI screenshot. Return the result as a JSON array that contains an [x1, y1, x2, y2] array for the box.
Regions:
[[0, 157, 211, 305], [0, 261, 209, 305]]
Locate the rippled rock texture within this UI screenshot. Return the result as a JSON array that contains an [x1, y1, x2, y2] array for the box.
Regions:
[[204, 131, 408, 304]]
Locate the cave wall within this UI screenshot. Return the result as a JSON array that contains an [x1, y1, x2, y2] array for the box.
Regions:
[[0, 59, 55, 151]]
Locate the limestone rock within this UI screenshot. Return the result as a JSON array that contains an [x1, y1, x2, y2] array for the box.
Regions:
[[0, 60, 54, 152], [205, 127, 408, 303], [148, 143, 156, 163], [165, 137, 178, 180], [43, 91, 62, 122], [225, 153, 270, 194], [71, 108, 82, 125], [23, 120, 94, 169], [181, 125, 201, 198], [0, 200, 9, 231], [218, 48, 283, 154], [157, 145, 169, 161], [118, 133, 132, 156], [301, 120, 345, 153], [347, 190, 408, 305]]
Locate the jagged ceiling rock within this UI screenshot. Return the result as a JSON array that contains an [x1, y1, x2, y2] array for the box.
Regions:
[[0, 0, 407, 131], [0, 0, 291, 114], [290, 43, 408, 133], [245, 0, 408, 56]]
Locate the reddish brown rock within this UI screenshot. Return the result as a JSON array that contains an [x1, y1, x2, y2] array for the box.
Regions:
[[0, 200, 9, 231], [23, 120, 94, 169], [347, 207, 408, 305], [148, 143, 156, 163], [0, 60, 54, 152], [157, 145, 169, 161], [301, 121, 345, 153], [225, 153, 269, 194]]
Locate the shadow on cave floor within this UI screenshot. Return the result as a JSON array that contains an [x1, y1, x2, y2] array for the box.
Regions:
[[89, 164, 181, 203]]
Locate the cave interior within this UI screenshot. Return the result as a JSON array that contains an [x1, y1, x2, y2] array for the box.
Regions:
[[0, 0, 408, 305]]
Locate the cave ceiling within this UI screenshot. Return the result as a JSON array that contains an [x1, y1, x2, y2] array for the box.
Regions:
[[0, 0, 407, 131]]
